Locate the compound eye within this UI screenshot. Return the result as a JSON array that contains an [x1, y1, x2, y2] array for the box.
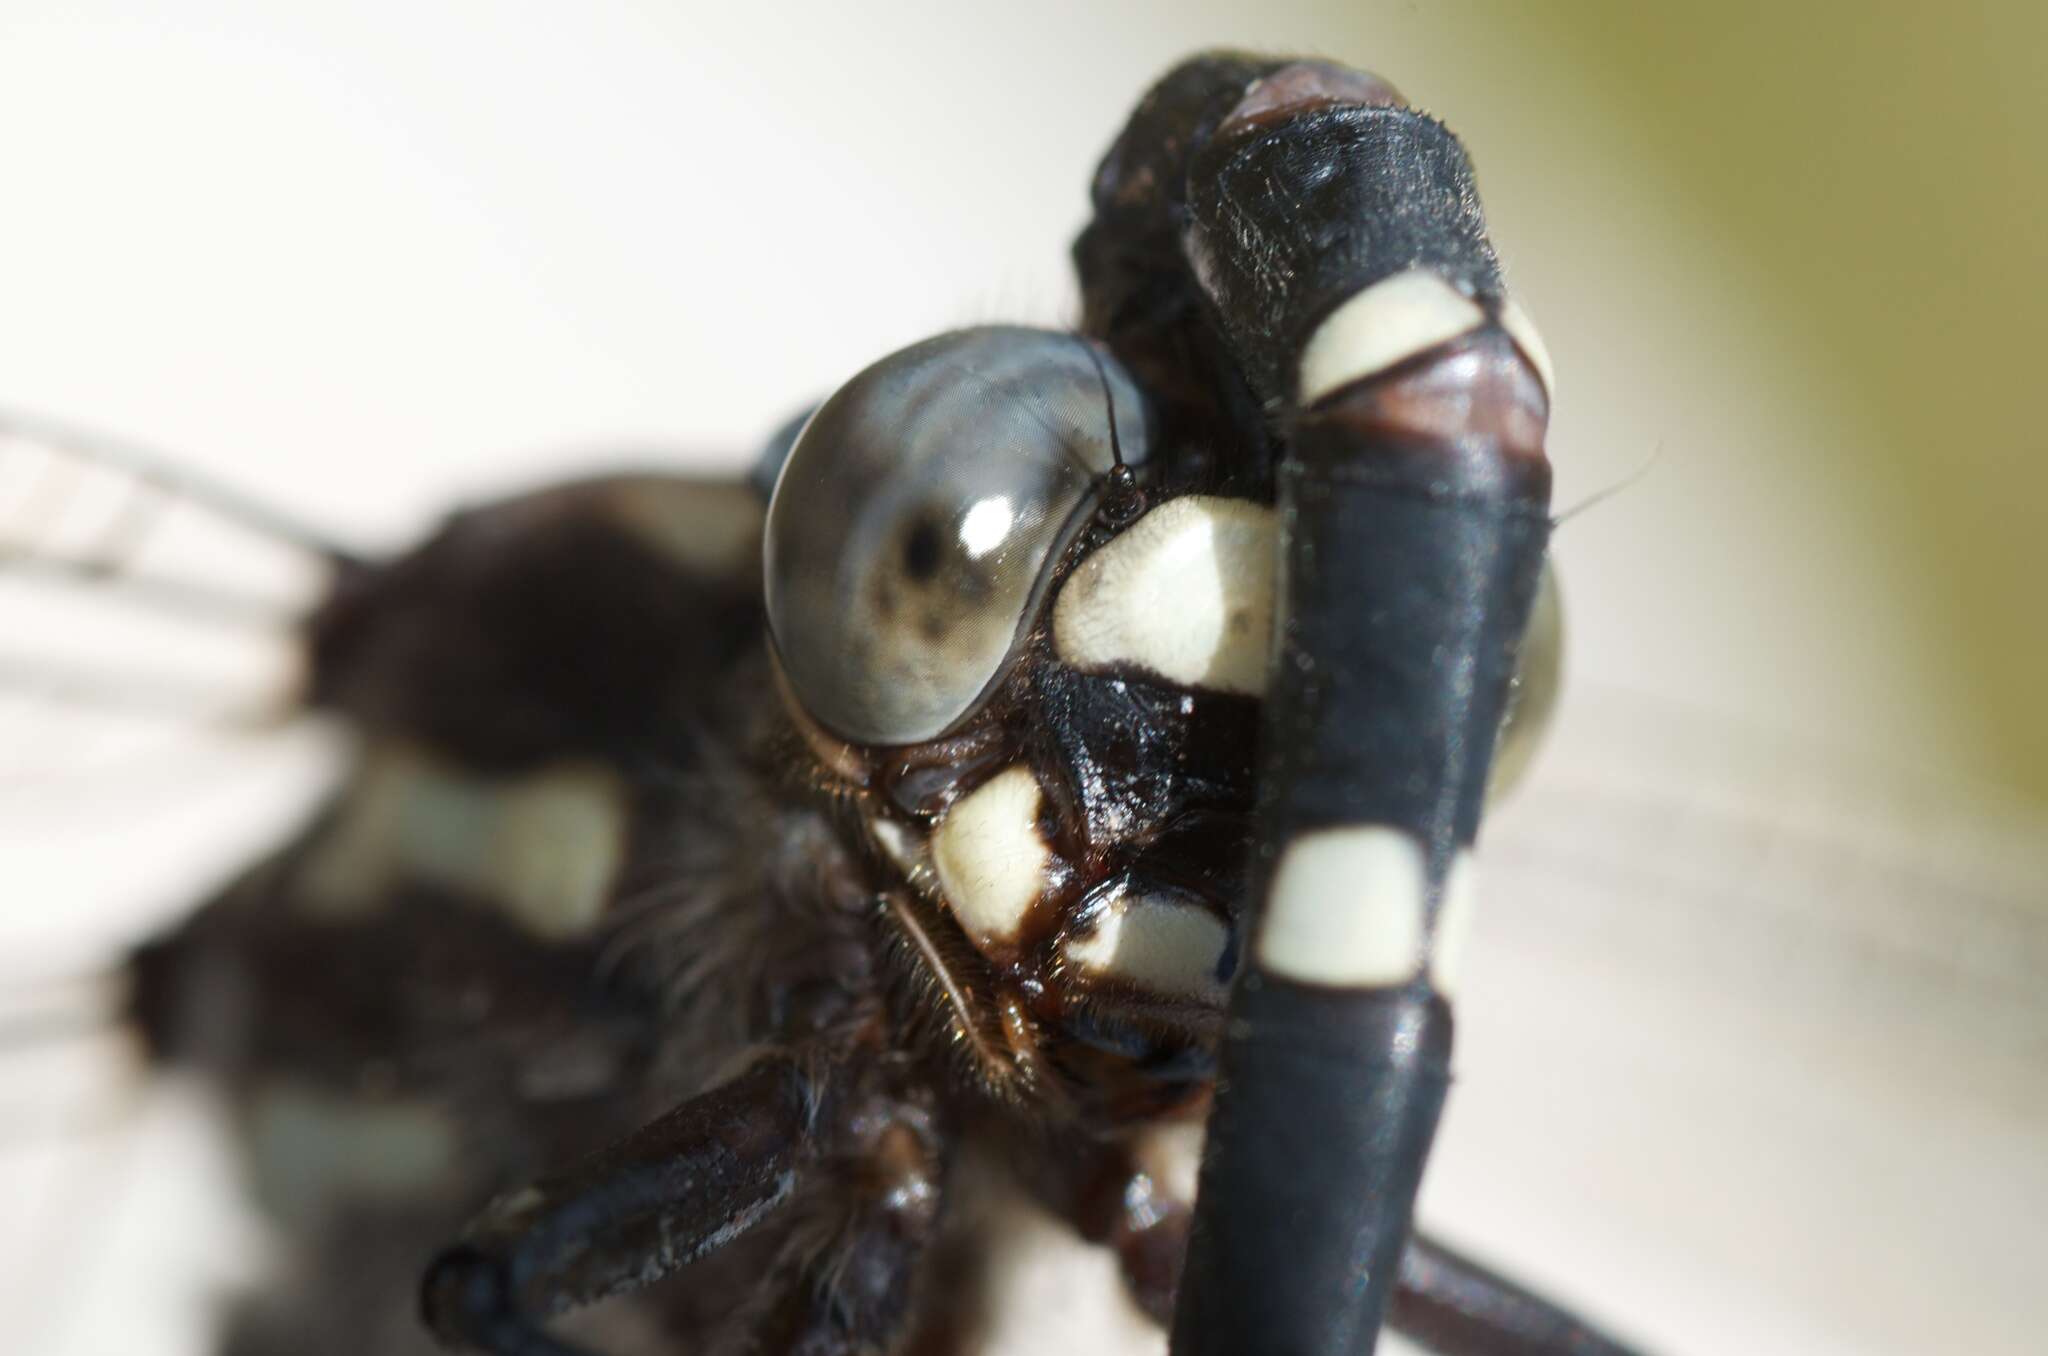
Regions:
[[764, 326, 1149, 746]]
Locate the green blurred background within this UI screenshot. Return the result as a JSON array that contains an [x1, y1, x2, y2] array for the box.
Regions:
[[1183, 0, 2048, 801], [1420, 0, 2048, 799]]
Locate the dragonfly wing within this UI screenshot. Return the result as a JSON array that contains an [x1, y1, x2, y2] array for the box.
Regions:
[[1422, 691, 2048, 1356]]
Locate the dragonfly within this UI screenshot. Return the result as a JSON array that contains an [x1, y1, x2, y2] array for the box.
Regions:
[[4, 47, 2048, 1356]]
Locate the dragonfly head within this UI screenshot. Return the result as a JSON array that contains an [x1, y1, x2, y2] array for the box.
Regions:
[[760, 325, 1558, 1110]]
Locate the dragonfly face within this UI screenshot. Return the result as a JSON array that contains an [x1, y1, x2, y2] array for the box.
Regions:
[[21, 50, 1631, 1356]]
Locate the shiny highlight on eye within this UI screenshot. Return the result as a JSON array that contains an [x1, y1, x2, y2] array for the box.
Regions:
[[763, 327, 1149, 746]]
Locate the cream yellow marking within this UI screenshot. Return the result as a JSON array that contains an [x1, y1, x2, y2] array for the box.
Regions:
[[489, 766, 629, 937], [299, 744, 627, 938], [1427, 851, 1480, 998], [1052, 496, 1275, 696], [1131, 1119, 1205, 1207], [1496, 297, 1557, 398], [930, 765, 1050, 944], [1297, 268, 1485, 405], [1258, 826, 1427, 986], [605, 478, 764, 573], [1065, 895, 1230, 999], [247, 1083, 457, 1228]]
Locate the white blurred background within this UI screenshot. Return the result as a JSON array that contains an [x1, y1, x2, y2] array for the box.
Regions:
[[1, 3, 2043, 1355]]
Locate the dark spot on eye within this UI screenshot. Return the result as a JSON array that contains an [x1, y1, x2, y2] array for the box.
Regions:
[[903, 518, 943, 581], [920, 611, 947, 643]]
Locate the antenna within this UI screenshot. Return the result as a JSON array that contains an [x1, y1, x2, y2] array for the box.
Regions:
[[1075, 336, 1145, 525]]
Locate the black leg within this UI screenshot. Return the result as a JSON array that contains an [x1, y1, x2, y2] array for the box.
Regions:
[[732, 1093, 946, 1356], [1056, 1138, 1650, 1356], [1098, 1209, 1650, 1356], [1391, 1235, 1649, 1356], [420, 1054, 821, 1356]]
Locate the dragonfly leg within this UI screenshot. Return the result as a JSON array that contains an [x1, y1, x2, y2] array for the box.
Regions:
[[1390, 1233, 1650, 1356], [419, 1052, 947, 1356], [1095, 1200, 1649, 1356], [1052, 1130, 1643, 1356], [726, 1091, 946, 1354], [1096, 1198, 1648, 1355], [420, 1053, 820, 1356]]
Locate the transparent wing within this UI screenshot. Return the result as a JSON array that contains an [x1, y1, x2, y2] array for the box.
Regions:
[[1416, 690, 2048, 1356], [0, 409, 342, 978], [0, 410, 333, 802], [0, 414, 343, 1355]]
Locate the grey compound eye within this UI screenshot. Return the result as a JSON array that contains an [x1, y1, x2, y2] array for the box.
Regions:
[[764, 326, 1150, 746]]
